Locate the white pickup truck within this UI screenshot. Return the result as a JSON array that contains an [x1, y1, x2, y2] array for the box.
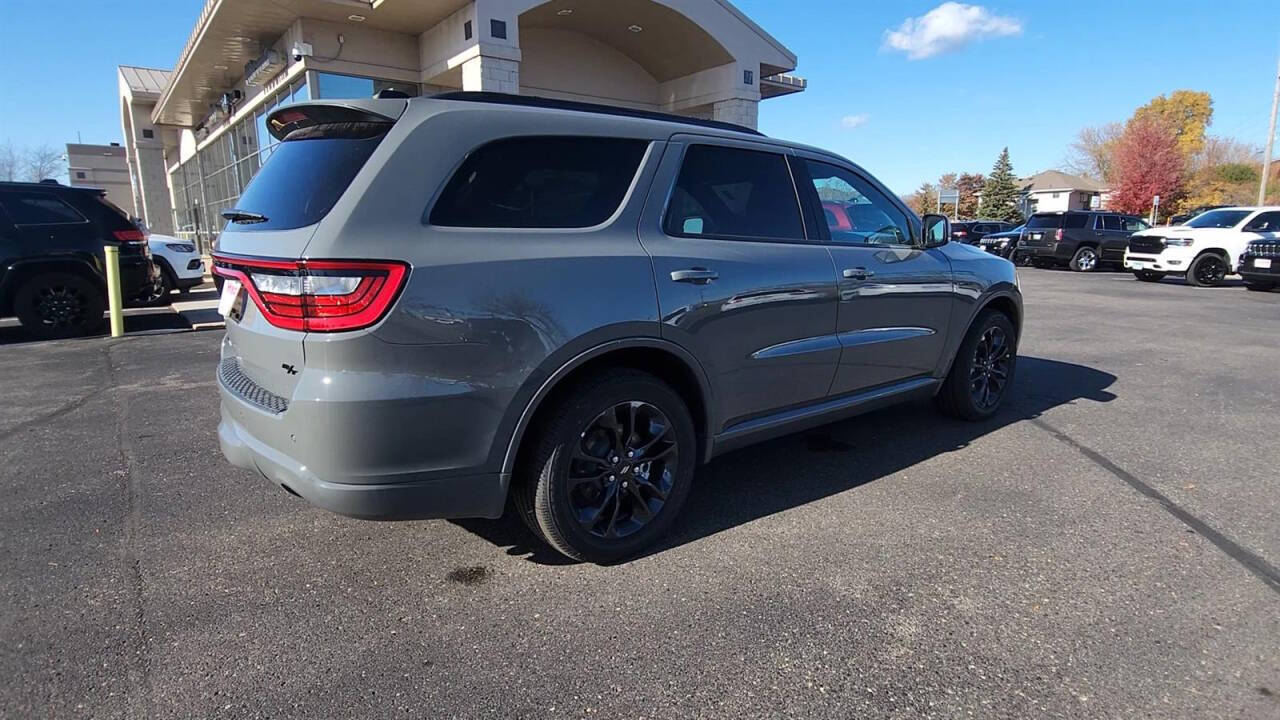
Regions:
[[1124, 207, 1280, 287]]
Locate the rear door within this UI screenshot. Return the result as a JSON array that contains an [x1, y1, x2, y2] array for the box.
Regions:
[[638, 136, 840, 432], [793, 155, 953, 394]]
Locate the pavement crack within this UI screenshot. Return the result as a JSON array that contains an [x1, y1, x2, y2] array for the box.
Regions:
[[1030, 417, 1280, 596], [105, 343, 157, 718]]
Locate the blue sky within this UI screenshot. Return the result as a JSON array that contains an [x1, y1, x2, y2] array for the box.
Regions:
[[0, 1, 1277, 193]]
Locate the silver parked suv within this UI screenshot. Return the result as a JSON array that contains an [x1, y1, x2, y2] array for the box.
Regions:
[[214, 93, 1022, 562]]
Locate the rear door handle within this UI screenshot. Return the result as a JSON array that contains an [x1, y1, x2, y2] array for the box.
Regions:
[[842, 267, 874, 280], [670, 268, 718, 284]]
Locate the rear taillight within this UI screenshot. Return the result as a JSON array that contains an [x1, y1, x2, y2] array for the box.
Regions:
[[211, 254, 408, 332], [113, 229, 147, 243], [1054, 228, 1064, 242], [954, 230, 967, 236]]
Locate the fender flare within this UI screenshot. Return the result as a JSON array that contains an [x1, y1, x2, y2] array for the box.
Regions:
[[500, 337, 715, 475], [938, 287, 1023, 379]]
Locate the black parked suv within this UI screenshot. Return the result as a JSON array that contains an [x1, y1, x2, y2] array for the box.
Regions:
[[1239, 238, 1279, 291], [1020, 210, 1150, 271], [0, 181, 160, 338], [951, 220, 1014, 245]]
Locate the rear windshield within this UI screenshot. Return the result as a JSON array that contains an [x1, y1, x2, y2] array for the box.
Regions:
[[224, 131, 385, 232], [1184, 209, 1250, 229], [1027, 213, 1088, 229]]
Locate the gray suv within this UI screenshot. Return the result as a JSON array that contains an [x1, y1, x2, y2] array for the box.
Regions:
[[214, 93, 1022, 562]]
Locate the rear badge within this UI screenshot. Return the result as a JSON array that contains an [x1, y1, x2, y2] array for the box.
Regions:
[[281, 363, 298, 376]]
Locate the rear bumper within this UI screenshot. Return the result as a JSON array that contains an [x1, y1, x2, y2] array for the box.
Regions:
[[219, 409, 508, 520], [120, 257, 162, 300]]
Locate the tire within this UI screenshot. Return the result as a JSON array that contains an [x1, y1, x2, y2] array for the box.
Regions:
[[13, 272, 106, 340], [1133, 271, 1166, 283], [1069, 245, 1100, 272], [514, 369, 697, 563], [1244, 281, 1274, 292], [1186, 253, 1228, 287], [937, 310, 1018, 421], [148, 267, 176, 306]]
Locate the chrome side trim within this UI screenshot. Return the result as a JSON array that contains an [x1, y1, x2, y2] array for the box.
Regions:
[[837, 326, 935, 347], [751, 334, 842, 360]]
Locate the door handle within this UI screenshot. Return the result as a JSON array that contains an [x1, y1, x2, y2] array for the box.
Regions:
[[842, 267, 874, 280], [670, 268, 718, 284]]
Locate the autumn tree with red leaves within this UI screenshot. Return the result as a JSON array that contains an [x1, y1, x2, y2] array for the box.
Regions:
[[1107, 115, 1186, 216]]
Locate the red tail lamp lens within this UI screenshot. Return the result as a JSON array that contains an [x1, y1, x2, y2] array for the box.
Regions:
[[211, 255, 408, 332]]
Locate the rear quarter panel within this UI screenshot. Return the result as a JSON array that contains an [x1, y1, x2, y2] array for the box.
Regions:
[[301, 105, 670, 475]]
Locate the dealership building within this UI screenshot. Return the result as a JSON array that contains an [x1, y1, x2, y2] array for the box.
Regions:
[[117, 0, 806, 249]]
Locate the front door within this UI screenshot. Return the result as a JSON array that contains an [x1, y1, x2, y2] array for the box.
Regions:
[[792, 156, 954, 395], [639, 137, 841, 432]]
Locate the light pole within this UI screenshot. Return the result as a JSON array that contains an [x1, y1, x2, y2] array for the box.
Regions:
[[1261, 53, 1280, 205]]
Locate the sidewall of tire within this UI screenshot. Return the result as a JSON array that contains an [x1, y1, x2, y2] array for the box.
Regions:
[[1186, 253, 1225, 287], [527, 371, 697, 563]]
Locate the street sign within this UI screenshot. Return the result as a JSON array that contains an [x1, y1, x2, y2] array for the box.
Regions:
[[938, 188, 960, 204]]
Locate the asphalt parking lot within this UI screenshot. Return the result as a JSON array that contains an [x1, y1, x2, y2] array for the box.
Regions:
[[1, 268, 1277, 719]]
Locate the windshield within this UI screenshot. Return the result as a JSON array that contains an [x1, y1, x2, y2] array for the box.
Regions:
[[1184, 209, 1250, 229]]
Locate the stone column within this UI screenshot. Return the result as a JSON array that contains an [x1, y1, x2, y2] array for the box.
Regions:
[[461, 55, 519, 94], [711, 98, 759, 130]]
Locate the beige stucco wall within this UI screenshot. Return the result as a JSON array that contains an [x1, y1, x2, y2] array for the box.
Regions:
[[519, 27, 659, 108]]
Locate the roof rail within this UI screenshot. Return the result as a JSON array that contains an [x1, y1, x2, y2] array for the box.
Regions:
[[428, 91, 765, 137]]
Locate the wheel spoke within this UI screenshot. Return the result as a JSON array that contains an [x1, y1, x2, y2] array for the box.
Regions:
[[635, 476, 669, 502], [626, 484, 654, 520], [631, 423, 671, 457]]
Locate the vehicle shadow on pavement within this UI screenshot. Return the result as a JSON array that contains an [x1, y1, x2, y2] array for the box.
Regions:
[[454, 356, 1117, 565]]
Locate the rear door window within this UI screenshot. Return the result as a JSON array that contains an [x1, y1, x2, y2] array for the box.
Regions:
[[0, 192, 87, 225], [1102, 215, 1124, 231], [430, 136, 649, 228], [664, 144, 805, 241]]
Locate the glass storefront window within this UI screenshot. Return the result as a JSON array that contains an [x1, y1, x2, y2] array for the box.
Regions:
[[315, 72, 418, 99]]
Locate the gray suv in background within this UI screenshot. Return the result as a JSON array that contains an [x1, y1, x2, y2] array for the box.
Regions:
[[214, 93, 1022, 562]]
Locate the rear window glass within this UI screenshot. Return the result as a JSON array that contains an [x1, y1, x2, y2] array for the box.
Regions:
[[430, 137, 649, 228], [225, 132, 386, 232], [1026, 214, 1061, 229], [0, 192, 88, 225]]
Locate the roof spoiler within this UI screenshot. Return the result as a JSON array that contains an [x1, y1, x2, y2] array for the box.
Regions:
[[266, 99, 407, 142]]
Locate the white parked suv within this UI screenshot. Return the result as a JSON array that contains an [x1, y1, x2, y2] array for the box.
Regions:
[[1124, 207, 1280, 287], [147, 233, 206, 300]]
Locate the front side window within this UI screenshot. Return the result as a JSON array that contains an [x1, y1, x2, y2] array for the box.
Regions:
[[431, 136, 648, 229], [1122, 216, 1150, 232], [1244, 211, 1280, 232], [664, 145, 804, 241], [805, 159, 910, 246], [0, 192, 87, 225]]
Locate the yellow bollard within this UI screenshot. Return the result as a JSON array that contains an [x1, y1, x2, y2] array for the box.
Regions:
[[103, 245, 124, 338]]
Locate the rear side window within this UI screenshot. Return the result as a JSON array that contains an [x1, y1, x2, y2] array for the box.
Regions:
[[0, 192, 87, 225], [430, 137, 649, 228], [1064, 214, 1089, 229], [227, 130, 387, 232], [664, 144, 804, 241]]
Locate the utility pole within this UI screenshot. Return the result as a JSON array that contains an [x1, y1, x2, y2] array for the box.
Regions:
[[1261, 52, 1280, 205]]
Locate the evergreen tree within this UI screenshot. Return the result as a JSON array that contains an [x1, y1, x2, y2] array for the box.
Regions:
[[980, 148, 1023, 222]]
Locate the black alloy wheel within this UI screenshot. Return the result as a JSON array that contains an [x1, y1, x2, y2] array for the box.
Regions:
[[937, 309, 1018, 421], [969, 326, 1013, 412], [1187, 253, 1228, 287], [516, 369, 696, 563], [566, 401, 677, 540], [14, 273, 105, 340]]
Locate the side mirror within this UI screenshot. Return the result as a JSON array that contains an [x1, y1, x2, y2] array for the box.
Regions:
[[922, 214, 950, 248]]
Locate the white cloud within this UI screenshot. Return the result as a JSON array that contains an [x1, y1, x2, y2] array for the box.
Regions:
[[841, 114, 870, 130], [883, 2, 1022, 60]]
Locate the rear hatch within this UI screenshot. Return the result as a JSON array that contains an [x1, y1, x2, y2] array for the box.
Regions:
[[213, 100, 406, 402], [1023, 213, 1087, 246]]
